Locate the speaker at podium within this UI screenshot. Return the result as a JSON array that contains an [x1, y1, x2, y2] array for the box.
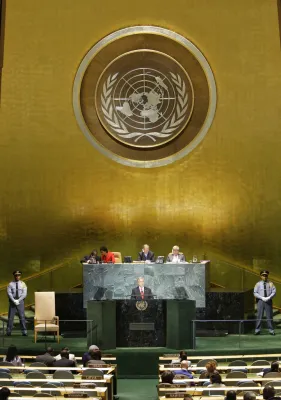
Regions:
[[87, 299, 195, 349]]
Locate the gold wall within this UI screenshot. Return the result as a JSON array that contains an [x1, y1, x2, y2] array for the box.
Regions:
[[0, 0, 281, 285]]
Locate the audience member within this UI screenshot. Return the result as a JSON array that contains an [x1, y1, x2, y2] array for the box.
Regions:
[[174, 360, 194, 379], [244, 392, 256, 400], [54, 350, 77, 373], [55, 347, 76, 364], [82, 344, 99, 367], [207, 373, 225, 387], [225, 390, 237, 400], [263, 361, 280, 376], [200, 361, 219, 379], [3, 345, 23, 367], [35, 346, 55, 367], [87, 350, 106, 366], [171, 350, 191, 367], [0, 388, 10, 400], [161, 370, 174, 384], [263, 386, 278, 400]]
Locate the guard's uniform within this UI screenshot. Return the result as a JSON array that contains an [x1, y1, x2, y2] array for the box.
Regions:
[[254, 270, 276, 334], [7, 271, 27, 335]]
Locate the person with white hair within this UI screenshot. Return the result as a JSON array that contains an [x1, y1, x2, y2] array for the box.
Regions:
[[82, 344, 99, 366], [166, 246, 186, 263]]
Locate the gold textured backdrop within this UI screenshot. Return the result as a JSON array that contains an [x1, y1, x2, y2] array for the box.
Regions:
[[0, 0, 281, 285]]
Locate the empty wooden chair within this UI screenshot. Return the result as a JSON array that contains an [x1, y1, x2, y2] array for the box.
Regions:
[[237, 381, 260, 394], [225, 371, 247, 386], [26, 371, 46, 386], [41, 383, 62, 396], [29, 362, 47, 368], [197, 359, 218, 368], [53, 370, 73, 387], [0, 371, 12, 386], [250, 360, 270, 373], [82, 368, 103, 377], [15, 383, 37, 396]]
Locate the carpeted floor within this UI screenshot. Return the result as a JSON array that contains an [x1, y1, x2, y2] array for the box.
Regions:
[[118, 379, 158, 400]]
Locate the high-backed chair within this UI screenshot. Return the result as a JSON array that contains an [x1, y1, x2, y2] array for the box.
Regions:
[[41, 383, 62, 396], [0, 371, 12, 385], [34, 292, 59, 343], [26, 371, 47, 386], [197, 359, 218, 368], [264, 380, 281, 389], [250, 360, 270, 373], [225, 371, 247, 386], [112, 252, 122, 263], [53, 370, 73, 387], [82, 368, 103, 377]]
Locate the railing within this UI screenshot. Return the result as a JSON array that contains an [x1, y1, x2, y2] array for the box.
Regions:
[[0, 257, 82, 314], [209, 258, 281, 309], [0, 319, 97, 348], [192, 318, 277, 350]]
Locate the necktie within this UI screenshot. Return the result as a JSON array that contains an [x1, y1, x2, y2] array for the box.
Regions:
[[141, 288, 144, 300], [264, 282, 267, 297], [15, 282, 19, 299]]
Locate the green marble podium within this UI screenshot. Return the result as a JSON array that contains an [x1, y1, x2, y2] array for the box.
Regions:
[[87, 299, 196, 349]]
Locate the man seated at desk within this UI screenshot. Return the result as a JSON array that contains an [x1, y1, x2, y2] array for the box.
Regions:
[[131, 277, 153, 300], [137, 244, 155, 262], [100, 246, 115, 263], [166, 245, 186, 263]]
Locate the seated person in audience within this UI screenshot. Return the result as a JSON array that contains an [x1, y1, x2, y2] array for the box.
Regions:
[[263, 361, 280, 376], [3, 345, 23, 369], [87, 350, 105, 366], [0, 387, 10, 400], [161, 370, 174, 384], [54, 349, 77, 373], [82, 344, 99, 367], [166, 246, 186, 263], [207, 373, 225, 387], [263, 386, 280, 400], [80, 249, 101, 264], [225, 391, 236, 400], [36, 346, 55, 367], [171, 350, 191, 366], [174, 360, 194, 380], [100, 246, 115, 263], [244, 392, 256, 400], [137, 244, 155, 262], [55, 347, 76, 364], [200, 361, 219, 379]]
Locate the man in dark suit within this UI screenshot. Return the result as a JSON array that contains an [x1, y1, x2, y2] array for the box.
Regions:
[[137, 244, 155, 262], [131, 277, 153, 300], [54, 350, 77, 373], [35, 346, 55, 367]]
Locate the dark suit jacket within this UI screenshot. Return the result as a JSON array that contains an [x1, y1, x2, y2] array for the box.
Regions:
[[54, 357, 77, 373], [137, 251, 155, 262], [131, 286, 153, 300], [35, 353, 55, 367]]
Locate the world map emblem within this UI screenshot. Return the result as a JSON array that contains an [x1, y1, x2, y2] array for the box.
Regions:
[[95, 51, 194, 148], [73, 26, 217, 168]]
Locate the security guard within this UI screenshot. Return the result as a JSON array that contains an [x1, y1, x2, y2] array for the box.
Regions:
[[7, 271, 27, 336], [254, 270, 276, 335]]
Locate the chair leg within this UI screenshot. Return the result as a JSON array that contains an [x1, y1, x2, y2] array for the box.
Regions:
[[34, 330, 37, 343], [57, 330, 60, 343]]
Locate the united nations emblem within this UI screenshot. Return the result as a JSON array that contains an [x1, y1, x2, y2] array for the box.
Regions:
[[136, 300, 148, 311], [95, 51, 193, 148], [73, 26, 216, 167]]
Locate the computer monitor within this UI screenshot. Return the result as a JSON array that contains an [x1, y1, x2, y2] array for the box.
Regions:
[[124, 256, 132, 263]]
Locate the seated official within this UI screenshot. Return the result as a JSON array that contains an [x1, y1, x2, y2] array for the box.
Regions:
[[86, 350, 106, 367], [161, 370, 174, 384], [263, 360, 280, 376], [54, 350, 77, 373], [137, 244, 155, 262], [166, 245, 186, 263], [55, 346, 76, 365], [131, 276, 153, 300], [171, 350, 191, 367], [82, 344, 99, 367], [100, 246, 115, 263], [80, 249, 101, 264], [174, 360, 194, 379], [36, 347, 55, 367], [207, 373, 225, 388]]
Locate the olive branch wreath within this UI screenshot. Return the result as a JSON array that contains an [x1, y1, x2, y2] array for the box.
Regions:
[[101, 72, 188, 143]]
